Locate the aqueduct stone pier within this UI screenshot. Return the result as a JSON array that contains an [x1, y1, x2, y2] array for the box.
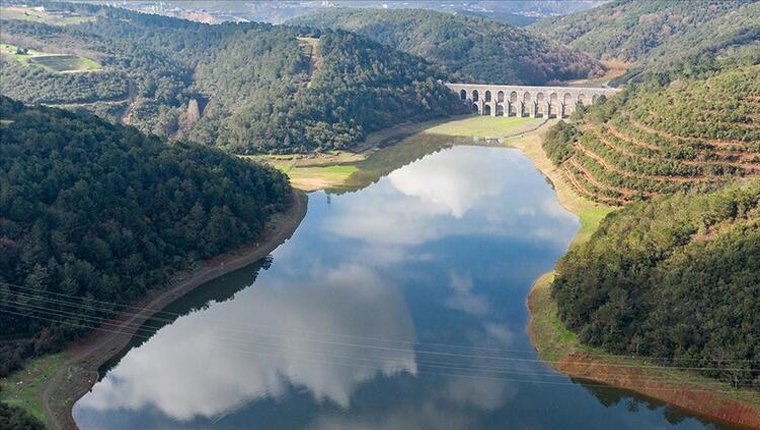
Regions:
[[445, 83, 620, 118]]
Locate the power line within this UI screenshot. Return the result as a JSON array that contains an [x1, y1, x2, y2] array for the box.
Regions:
[[2, 281, 542, 355], [8, 300, 747, 385], [2, 301, 758, 378], [0, 305, 751, 393], [4, 281, 757, 367]]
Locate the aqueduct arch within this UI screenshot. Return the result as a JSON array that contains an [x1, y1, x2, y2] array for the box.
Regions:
[[446, 83, 619, 119], [536, 93, 546, 117], [509, 91, 518, 116], [522, 92, 532, 117]]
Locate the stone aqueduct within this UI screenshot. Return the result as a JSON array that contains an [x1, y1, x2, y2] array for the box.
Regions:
[[445, 83, 620, 118]]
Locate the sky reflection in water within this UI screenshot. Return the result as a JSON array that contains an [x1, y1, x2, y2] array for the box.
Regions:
[[74, 146, 720, 430]]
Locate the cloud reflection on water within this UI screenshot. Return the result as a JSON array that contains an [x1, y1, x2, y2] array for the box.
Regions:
[[75, 145, 582, 428], [323, 147, 577, 250], [78, 265, 417, 421]]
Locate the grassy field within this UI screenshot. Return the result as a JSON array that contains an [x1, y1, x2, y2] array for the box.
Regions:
[[249, 117, 464, 191], [0, 43, 101, 72], [0, 353, 66, 426], [245, 151, 365, 191], [424, 116, 542, 138], [528, 273, 579, 361], [29, 55, 100, 72], [0, 6, 96, 26], [277, 164, 359, 191], [252, 115, 550, 192]]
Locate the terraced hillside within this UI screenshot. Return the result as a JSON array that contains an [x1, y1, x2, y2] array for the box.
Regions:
[[543, 66, 760, 206]]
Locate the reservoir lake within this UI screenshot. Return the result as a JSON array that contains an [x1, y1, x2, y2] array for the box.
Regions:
[[73, 143, 731, 429]]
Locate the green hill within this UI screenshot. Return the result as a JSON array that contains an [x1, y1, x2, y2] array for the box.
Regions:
[[0, 3, 466, 153], [543, 66, 760, 206], [288, 8, 605, 85], [530, 0, 760, 77], [552, 179, 760, 389], [534, 2, 760, 390], [0, 96, 291, 376]]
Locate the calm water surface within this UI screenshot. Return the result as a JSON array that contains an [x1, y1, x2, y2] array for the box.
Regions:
[[74, 145, 728, 429]]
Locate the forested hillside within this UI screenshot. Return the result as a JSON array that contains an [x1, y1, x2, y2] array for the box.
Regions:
[[530, 0, 760, 80], [552, 180, 760, 389], [536, 0, 760, 391], [0, 96, 291, 376], [288, 8, 605, 85], [0, 2, 466, 153], [542, 65, 760, 205], [195, 30, 465, 153]]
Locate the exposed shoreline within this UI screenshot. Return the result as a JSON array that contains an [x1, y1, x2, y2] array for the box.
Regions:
[[511, 126, 760, 429], [527, 275, 760, 429], [38, 190, 308, 430]]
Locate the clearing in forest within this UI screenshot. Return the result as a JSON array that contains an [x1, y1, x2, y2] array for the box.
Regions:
[[0, 43, 101, 72], [297, 37, 322, 88], [424, 116, 544, 139], [0, 6, 96, 26]]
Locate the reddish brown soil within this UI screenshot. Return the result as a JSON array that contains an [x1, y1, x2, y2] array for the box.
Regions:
[[555, 352, 760, 429], [560, 165, 626, 206]]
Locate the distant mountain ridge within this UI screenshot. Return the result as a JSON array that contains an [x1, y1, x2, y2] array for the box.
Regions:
[[288, 8, 606, 85], [530, 0, 760, 73], [102, 1, 608, 25]]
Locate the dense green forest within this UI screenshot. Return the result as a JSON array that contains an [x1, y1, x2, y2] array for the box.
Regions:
[[289, 8, 605, 85], [530, 0, 760, 82], [0, 402, 44, 430], [0, 96, 291, 376], [552, 180, 760, 389], [195, 30, 465, 153], [0, 2, 467, 153]]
